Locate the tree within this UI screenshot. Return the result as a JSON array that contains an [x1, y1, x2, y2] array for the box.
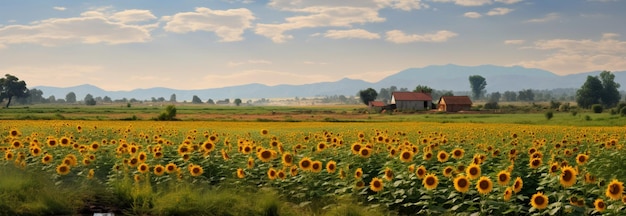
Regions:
[[157, 105, 177, 121], [191, 95, 203, 104], [0, 74, 29, 108], [489, 92, 501, 103], [576, 76, 603, 109], [207, 99, 215, 104], [66, 92, 77, 103], [234, 98, 242, 106], [413, 85, 433, 93], [599, 71, 621, 108], [503, 91, 517, 101], [169, 94, 177, 103], [84, 94, 96, 106], [518, 89, 534, 102], [469, 75, 487, 100], [103, 96, 112, 103], [358, 88, 378, 105]]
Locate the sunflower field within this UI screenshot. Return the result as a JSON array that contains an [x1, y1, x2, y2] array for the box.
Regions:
[[1, 120, 625, 215]]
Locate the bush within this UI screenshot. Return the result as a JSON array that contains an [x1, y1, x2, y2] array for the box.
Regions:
[[545, 111, 553, 120], [591, 104, 603, 113], [571, 110, 578, 116], [483, 102, 499, 109], [157, 105, 177, 120], [621, 106, 626, 117]]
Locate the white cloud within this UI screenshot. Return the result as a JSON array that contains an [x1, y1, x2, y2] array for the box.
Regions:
[[110, 10, 157, 23], [202, 70, 333, 87], [495, 0, 522, 4], [53, 6, 66, 11], [0, 9, 155, 47], [517, 33, 626, 74], [525, 13, 559, 23], [464, 12, 482, 18], [432, 0, 493, 6], [321, 29, 381, 39], [504, 39, 525, 45], [163, 7, 255, 42], [385, 0, 429, 11], [385, 30, 458, 43], [228, 60, 273, 66], [486, 8, 513, 16], [255, 7, 385, 43]]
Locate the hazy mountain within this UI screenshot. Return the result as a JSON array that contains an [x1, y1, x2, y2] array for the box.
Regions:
[[34, 65, 625, 101]]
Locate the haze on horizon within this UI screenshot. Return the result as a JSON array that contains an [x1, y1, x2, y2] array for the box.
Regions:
[[1, 0, 625, 91]]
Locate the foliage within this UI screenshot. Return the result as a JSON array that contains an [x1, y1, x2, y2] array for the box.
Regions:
[[0, 74, 29, 108], [65, 92, 77, 104], [234, 98, 242, 106], [413, 85, 433, 93], [517, 89, 534, 101], [599, 71, 621, 108], [577, 71, 621, 109], [358, 88, 378, 105], [468, 75, 486, 100], [484, 101, 499, 109], [592, 104, 603, 113], [84, 94, 96, 106], [544, 110, 553, 120], [191, 95, 203, 104], [157, 105, 177, 120], [620, 106, 626, 117]]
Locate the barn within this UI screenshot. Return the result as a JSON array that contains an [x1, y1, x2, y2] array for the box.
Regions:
[[437, 96, 473, 112], [391, 92, 432, 111]]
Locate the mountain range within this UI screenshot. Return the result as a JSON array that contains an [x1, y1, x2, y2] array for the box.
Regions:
[[34, 64, 626, 101]]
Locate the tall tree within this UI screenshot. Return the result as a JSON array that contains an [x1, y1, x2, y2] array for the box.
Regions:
[[191, 95, 203, 104], [84, 94, 96, 105], [234, 98, 242, 106], [599, 71, 621, 108], [503, 91, 517, 101], [517, 89, 535, 102], [169, 94, 177, 103], [469, 75, 487, 100], [489, 92, 501, 103], [66, 92, 77, 103], [576, 76, 603, 109], [359, 88, 378, 105], [0, 74, 29, 108], [413, 85, 433, 93]]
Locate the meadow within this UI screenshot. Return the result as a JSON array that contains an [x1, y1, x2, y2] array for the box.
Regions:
[[1, 105, 625, 215]]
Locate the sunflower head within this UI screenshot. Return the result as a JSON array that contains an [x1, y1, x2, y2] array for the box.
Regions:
[[476, 176, 493, 195], [576, 154, 589, 165], [326, 160, 337, 173], [416, 165, 427, 179], [154, 165, 165, 176], [355, 168, 363, 179], [560, 165, 578, 188], [443, 166, 454, 178], [370, 177, 384, 192], [311, 160, 323, 173], [594, 198, 606, 212], [496, 170, 511, 186], [399, 150, 413, 162], [437, 151, 449, 163], [423, 173, 439, 190], [453, 175, 470, 193], [503, 187, 513, 201], [466, 164, 481, 180], [605, 179, 624, 200], [530, 192, 549, 210]]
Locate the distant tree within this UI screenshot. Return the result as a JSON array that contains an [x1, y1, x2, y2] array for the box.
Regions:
[[576, 76, 603, 109], [413, 85, 433, 93], [489, 92, 501, 103], [358, 88, 378, 105], [66, 92, 77, 103], [48, 95, 56, 103], [103, 96, 112, 103], [0, 74, 29, 108], [84, 94, 96, 106], [158, 97, 165, 102], [503, 91, 517, 101], [157, 105, 177, 121], [169, 94, 177, 103], [27, 88, 44, 104], [469, 75, 487, 100], [191, 95, 203, 104], [207, 99, 215, 104], [378, 88, 390, 103], [151, 97, 157, 102], [599, 71, 621, 108], [234, 98, 242, 106], [518, 89, 534, 102]]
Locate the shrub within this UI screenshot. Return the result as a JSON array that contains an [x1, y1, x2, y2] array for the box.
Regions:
[[157, 105, 177, 121], [545, 111, 553, 120], [571, 110, 578, 116], [484, 102, 499, 109], [620, 106, 626, 117], [591, 104, 603, 113]]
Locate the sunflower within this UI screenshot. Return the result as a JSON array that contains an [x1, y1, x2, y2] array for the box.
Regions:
[[355, 168, 363, 179], [56, 164, 71, 175], [260, 129, 269, 135], [513, 177, 523, 193], [414, 165, 427, 179], [299, 157, 312, 171], [584, 173, 596, 184], [437, 151, 449, 163], [449, 148, 464, 160], [548, 162, 560, 176], [90, 142, 100, 151], [476, 176, 493, 195], [370, 177, 384, 192], [606, 179, 624, 200], [290, 165, 298, 176], [8, 128, 21, 137], [237, 168, 245, 179], [59, 136, 71, 147], [576, 154, 589, 165], [622, 195, 626, 205], [267, 168, 277, 180], [87, 169, 95, 180], [316, 142, 327, 152], [594, 199, 606, 212], [4, 150, 14, 161], [530, 192, 549, 210], [351, 143, 362, 155], [443, 166, 454, 178], [245, 157, 255, 169], [42, 154, 53, 164], [423, 151, 433, 161], [359, 148, 372, 158], [201, 141, 215, 153], [165, 163, 178, 173], [384, 167, 394, 181], [408, 164, 416, 173], [560, 166, 577, 188], [399, 150, 413, 162], [497, 170, 511, 186], [46, 137, 57, 147], [257, 148, 274, 162], [453, 175, 471, 193], [138, 163, 149, 174], [153, 165, 165, 176], [423, 173, 439, 190], [466, 164, 481, 180], [134, 174, 142, 182], [11, 140, 23, 149], [503, 187, 513, 201], [339, 169, 346, 179], [137, 152, 148, 163], [326, 160, 337, 173], [189, 164, 204, 177], [282, 153, 294, 166], [529, 158, 542, 169], [355, 180, 365, 189], [309, 160, 322, 173]]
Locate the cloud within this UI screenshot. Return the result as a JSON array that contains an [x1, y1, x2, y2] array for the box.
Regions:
[[0, 9, 155, 47], [432, 0, 493, 6], [385, 0, 429, 11], [53, 6, 67, 11], [516, 33, 626, 74], [228, 59, 273, 66], [464, 12, 482, 18], [486, 8, 513, 16], [255, 7, 385, 43], [525, 13, 559, 23], [385, 30, 458, 43], [110, 9, 157, 23], [504, 39, 525, 45], [320, 29, 381, 39], [163, 7, 255, 42], [494, 0, 522, 4], [202, 70, 333, 87]]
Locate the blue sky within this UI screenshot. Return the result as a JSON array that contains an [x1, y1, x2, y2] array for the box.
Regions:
[[0, 0, 624, 90]]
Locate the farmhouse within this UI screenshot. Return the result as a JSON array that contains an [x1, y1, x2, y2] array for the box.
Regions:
[[437, 96, 472, 112], [391, 92, 432, 111]]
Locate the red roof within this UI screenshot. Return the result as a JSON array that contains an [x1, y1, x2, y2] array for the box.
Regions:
[[392, 92, 432, 101], [369, 101, 385, 107], [439, 96, 472, 105]]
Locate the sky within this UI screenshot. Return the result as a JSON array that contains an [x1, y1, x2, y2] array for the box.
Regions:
[[0, 0, 625, 91]]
